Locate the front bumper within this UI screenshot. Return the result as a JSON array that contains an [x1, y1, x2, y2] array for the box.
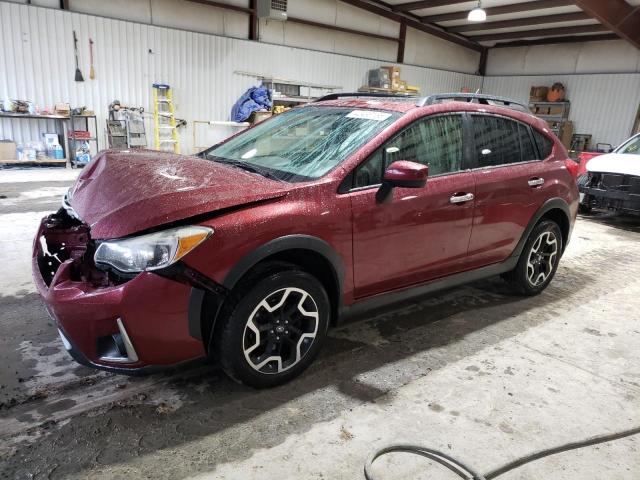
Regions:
[[578, 185, 640, 215], [32, 217, 206, 374]]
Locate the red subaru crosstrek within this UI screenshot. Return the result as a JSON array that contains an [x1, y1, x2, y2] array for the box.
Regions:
[[33, 93, 579, 388]]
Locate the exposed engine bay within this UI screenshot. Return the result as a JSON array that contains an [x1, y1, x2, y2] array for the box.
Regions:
[[37, 208, 122, 288], [578, 172, 640, 215]]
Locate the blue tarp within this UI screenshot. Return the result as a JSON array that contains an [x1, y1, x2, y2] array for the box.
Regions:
[[230, 86, 272, 122]]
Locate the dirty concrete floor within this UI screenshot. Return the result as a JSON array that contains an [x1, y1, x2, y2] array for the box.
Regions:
[[0, 168, 639, 480]]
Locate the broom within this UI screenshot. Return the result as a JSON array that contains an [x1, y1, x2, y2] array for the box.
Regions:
[[73, 30, 84, 82], [89, 38, 95, 80]]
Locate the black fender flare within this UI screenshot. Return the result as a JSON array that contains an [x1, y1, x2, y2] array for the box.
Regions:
[[192, 235, 345, 349], [511, 197, 572, 260], [223, 234, 345, 294]]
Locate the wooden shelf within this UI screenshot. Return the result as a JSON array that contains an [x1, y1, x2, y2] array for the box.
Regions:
[[1, 158, 67, 165], [0, 112, 69, 120]]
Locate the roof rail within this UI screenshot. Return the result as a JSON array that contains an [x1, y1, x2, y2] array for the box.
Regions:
[[417, 93, 529, 112], [314, 92, 417, 102]]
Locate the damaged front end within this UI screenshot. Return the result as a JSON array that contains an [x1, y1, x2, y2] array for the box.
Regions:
[[578, 172, 640, 215], [36, 207, 115, 289], [32, 198, 208, 373]]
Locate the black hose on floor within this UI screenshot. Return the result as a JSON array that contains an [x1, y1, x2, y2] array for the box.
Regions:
[[364, 426, 640, 480]]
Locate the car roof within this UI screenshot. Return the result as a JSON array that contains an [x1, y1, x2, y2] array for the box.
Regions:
[[310, 98, 551, 133]]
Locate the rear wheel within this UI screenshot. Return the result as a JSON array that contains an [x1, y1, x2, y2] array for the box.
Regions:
[[504, 220, 563, 296], [214, 263, 330, 388]]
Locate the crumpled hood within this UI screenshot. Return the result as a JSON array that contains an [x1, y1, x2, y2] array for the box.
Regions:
[[586, 153, 640, 177], [70, 150, 289, 239]]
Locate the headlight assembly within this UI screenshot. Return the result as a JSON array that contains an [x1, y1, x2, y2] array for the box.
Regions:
[[94, 226, 213, 273]]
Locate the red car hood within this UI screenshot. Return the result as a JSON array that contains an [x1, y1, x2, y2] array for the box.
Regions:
[[70, 150, 289, 239]]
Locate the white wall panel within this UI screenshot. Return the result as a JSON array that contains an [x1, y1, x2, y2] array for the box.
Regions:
[[486, 40, 640, 76], [0, 3, 481, 155], [483, 74, 640, 146], [404, 27, 481, 75]]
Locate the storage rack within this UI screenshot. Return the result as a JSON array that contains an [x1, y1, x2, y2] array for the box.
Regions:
[[68, 114, 99, 167], [529, 101, 570, 137], [234, 71, 342, 107], [0, 112, 69, 167]]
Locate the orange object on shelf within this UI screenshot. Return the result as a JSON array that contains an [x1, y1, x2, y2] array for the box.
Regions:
[[547, 83, 566, 102]]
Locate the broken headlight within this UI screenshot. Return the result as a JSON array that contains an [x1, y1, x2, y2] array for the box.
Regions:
[[94, 226, 213, 273]]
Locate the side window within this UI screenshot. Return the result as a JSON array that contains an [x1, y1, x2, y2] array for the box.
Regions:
[[383, 122, 427, 167], [532, 130, 554, 159], [519, 124, 538, 162], [472, 115, 521, 167], [419, 115, 464, 175], [354, 148, 383, 188], [352, 114, 464, 189]]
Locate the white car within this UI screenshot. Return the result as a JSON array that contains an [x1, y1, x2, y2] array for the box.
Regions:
[[578, 133, 640, 215]]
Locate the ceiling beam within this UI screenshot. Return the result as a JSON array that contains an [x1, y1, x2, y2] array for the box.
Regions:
[[287, 17, 399, 42], [186, 0, 253, 14], [448, 12, 590, 33], [339, 0, 483, 51], [421, 0, 573, 24], [391, 0, 470, 12], [470, 24, 608, 41], [491, 32, 619, 48], [248, 0, 258, 40], [573, 0, 640, 49], [397, 22, 407, 62]]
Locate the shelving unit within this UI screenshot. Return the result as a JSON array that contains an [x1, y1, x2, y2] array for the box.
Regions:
[[358, 86, 418, 96], [234, 71, 342, 110], [68, 114, 99, 167], [529, 101, 570, 136], [0, 112, 70, 167]]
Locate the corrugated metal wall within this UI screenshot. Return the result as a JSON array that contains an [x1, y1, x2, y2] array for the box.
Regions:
[[483, 74, 640, 147], [0, 2, 482, 155]]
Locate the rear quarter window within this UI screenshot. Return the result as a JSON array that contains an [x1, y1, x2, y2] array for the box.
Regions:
[[532, 130, 554, 159]]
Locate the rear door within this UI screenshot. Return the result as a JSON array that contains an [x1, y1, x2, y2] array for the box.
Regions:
[[466, 114, 547, 268], [349, 113, 476, 298]]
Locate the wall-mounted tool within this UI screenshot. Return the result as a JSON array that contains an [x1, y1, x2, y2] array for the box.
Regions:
[[73, 30, 84, 82], [89, 38, 95, 80]]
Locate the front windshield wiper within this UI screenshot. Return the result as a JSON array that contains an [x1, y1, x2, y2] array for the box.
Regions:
[[212, 158, 283, 182]]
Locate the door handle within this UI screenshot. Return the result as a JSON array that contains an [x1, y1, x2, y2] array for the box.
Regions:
[[450, 192, 474, 204], [528, 177, 545, 187]]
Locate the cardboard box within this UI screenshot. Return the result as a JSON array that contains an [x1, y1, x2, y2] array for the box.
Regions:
[[249, 111, 272, 124], [54, 103, 70, 117], [529, 86, 548, 102], [382, 66, 401, 89], [383, 66, 401, 78], [0, 140, 17, 160]]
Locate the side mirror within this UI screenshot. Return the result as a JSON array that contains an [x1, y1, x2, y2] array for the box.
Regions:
[[376, 160, 428, 202]]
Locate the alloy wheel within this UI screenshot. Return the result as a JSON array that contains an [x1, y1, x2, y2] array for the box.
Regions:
[[526, 231, 558, 287], [242, 287, 319, 374]]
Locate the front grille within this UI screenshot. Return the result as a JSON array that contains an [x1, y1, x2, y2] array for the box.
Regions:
[[589, 173, 640, 195]]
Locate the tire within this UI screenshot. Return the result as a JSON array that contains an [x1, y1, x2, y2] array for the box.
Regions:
[[504, 220, 563, 296], [578, 203, 592, 214], [213, 262, 330, 388]]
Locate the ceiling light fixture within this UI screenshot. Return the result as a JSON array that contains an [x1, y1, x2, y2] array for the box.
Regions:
[[468, 1, 487, 22]]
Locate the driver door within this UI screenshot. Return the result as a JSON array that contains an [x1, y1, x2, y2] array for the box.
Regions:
[[348, 113, 476, 299]]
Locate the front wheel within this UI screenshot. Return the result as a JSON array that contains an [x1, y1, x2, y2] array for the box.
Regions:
[[504, 220, 563, 296], [214, 264, 330, 388]]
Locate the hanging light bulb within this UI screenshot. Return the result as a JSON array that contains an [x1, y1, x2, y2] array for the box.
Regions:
[[468, 1, 487, 22]]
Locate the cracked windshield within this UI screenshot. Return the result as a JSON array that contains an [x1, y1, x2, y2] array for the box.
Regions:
[[204, 106, 400, 181]]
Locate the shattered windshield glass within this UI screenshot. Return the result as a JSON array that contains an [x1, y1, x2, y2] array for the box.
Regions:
[[203, 106, 400, 182]]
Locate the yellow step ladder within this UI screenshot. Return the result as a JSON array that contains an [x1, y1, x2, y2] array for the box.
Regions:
[[153, 83, 180, 154]]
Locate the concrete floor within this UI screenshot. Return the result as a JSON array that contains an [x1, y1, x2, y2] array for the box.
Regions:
[[1, 168, 639, 480]]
